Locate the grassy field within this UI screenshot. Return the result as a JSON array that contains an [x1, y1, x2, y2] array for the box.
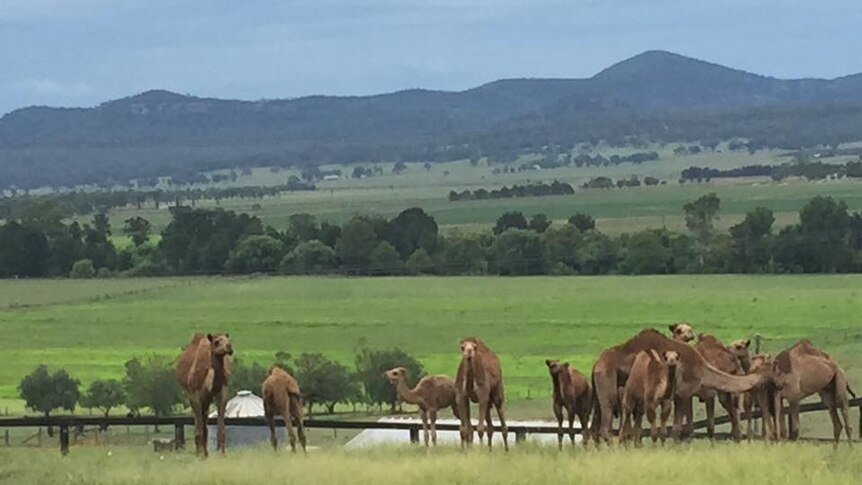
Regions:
[[84, 146, 862, 234], [1, 442, 860, 485], [1, 275, 860, 429]]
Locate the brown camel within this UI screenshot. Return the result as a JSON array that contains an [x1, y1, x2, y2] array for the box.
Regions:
[[772, 340, 855, 446], [175, 333, 233, 457], [455, 337, 509, 451], [590, 328, 769, 444], [669, 322, 695, 343], [619, 349, 679, 446], [694, 334, 744, 441], [384, 367, 459, 447], [262, 367, 307, 453], [545, 359, 591, 449]]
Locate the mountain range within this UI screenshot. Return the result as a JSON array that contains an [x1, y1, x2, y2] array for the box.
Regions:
[[3, 50, 862, 189]]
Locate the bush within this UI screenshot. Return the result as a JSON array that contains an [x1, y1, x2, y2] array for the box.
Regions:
[[224, 235, 285, 274], [70, 259, 95, 279], [370, 241, 402, 275], [405, 248, 434, 275], [280, 240, 337, 275]]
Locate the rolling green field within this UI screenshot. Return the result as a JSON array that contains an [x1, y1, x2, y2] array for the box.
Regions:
[[1, 276, 860, 425], [1, 442, 860, 485]]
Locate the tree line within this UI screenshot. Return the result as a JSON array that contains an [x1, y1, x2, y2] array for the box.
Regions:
[[448, 181, 575, 202], [681, 159, 862, 182], [1, 194, 861, 278], [18, 343, 427, 424]]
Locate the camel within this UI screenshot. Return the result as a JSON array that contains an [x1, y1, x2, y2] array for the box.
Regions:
[[668, 322, 695, 343], [455, 337, 509, 451], [590, 328, 769, 444], [384, 367, 459, 447], [772, 340, 855, 446], [619, 350, 679, 447], [545, 359, 591, 449], [175, 333, 233, 457], [694, 334, 744, 441], [262, 367, 307, 453]]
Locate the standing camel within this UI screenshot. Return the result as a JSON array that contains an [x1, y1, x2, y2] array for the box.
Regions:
[[590, 328, 769, 444], [262, 367, 307, 453], [175, 333, 233, 458], [545, 359, 591, 449], [619, 349, 679, 446], [384, 367, 459, 447], [694, 334, 744, 441], [456, 337, 509, 451], [772, 340, 855, 446], [727, 339, 778, 441]]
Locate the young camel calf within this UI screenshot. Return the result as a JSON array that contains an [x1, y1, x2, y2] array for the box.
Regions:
[[262, 367, 307, 453], [545, 359, 591, 449], [620, 349, 679, 446]]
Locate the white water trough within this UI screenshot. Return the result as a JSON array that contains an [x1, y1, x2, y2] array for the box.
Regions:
[[344, 417, 585, 449]]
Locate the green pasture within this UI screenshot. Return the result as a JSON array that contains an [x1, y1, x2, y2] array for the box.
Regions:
[[0, 442, 860, 485], [1, 276, 860, 424]]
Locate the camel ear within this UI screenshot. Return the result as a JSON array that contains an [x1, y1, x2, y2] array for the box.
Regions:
[[562, 363, 570, 369], [744, 339, 751, 348], [668, 324, 677, 333], [206, 333, 214, 342], [224, 333, 230, 339], [545, 359, 552, 366]]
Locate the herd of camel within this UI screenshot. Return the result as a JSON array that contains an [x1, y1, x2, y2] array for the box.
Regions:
[[174, 324, 856, 457]]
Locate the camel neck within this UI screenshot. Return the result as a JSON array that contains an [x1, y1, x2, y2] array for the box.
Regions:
[[395, 377, 421, 405], [555, 371, 572, 398], [738, 354, 752, 374]]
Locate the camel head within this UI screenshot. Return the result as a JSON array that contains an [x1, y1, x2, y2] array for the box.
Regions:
[[207, 333, 233, 357], [383, 366, 408, 384], [662, 350, 680, 366], [545, 359, 566, 375], [727, 339, 752, 359], [668, 323, 694, 343], [460, 338, 479, 360]]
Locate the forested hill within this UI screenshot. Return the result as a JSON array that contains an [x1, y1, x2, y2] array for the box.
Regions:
[[3, 50, 862, 189]]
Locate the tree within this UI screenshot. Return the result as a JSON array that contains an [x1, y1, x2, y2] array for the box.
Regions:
[[19, 365, 81, 418], [798, 196, 851, 272], [620, 229, 673, 274], [528, 213, 551, 233], [683, 193, 721, 243], [81, 379, 125, 417], [492, 229, 544, 275], [383, 207, 439, 259], [229, 359, 270, 396], [493, 211, 528, 235], [392, 161, 407, 174], [287, 214, 319, 243], [0, 221, 51, 277], [335, 217, 380, 273], [224, 235, 285, 273], [370, 241, 402, 275], [123, 216, 151, 247], [280, 240, 337, 275], [568, 213, 595, 232], [292, 353, 358, 415], [405, 248, 434, 275], [70, 259, 96, 279], [441, 234, 488, 275], [123, 356, 183, 419], [729, 207, 774, 272], [354, 344, 424, 412]]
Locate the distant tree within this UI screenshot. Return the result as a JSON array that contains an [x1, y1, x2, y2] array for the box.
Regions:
[[0, 221, 51, 277], [405, 248, 434, 275], [493, 211, 528, 235], [528, 213, 551, 233], [280, 240, 337, 275], [19, 365, 81, 419], [441, 234, 487, 275], [123, 216, 151, 246], [70, 259, 96, 279], [392, 161, 407, 174], [335, 217, 380, 273], [293, 353, 357, 415], [81, 379, 125, 417], [370, 241, 402, 275], [318, 221, 342, 248], [729, 207, 774, 272], [354, 344, 424, 412], [621, 229, 673, 274], [797, 196, 852, 272], [493, 229, 544, 275], [423, 162, 432, 172], [224, 235, 285, 274], [568, 213, 595, 232], [384, 207, 439, 259], [683, 193, 721, 243], [228, 359, 270, 396], [123, 356, 183, 421]]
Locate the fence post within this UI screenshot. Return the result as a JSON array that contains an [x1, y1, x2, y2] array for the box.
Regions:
[[4, 429, 8, 447], [515, 430, 526, 444], [858, 404, 861, 439], [174, 424, 185, 451], [754, 334, 762, 354], [59, 425, 70, 456], [409, 426, 420, 444]]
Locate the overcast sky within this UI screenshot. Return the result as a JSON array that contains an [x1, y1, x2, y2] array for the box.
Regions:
[[1, 0, 860, 115]]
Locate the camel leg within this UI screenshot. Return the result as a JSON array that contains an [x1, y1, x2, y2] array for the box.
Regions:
[[619, 408, 631, 447], [479, 397, 493, 451], [704, 396, 715, 441], [719, 393, 741, 442], [290, 396, 307, 453], [577, 405, 591, 448], [775, 393, 786, 440], [743, 393, 753, 442], [420, 409, 430, 447], [646, 404, 659, 444], [266, 411, 278, 451], [839, 401, 853, 447], [567, 405, 576, 447], [200, 396, 212, 458], [282, 399, 297, 453], [671, 396, 684, 442], [659, 400, 672, 445], [189, 398, 204, 457], [494, 397, 509, 452], [788, 400, 800, 441], [429, 409, 439, 447], [600, 395, 615, 445], [683, 397, 694, 437], [216, 390, 228, 454], [633, 406, 644, 448], [457, 395, 472, 448], [553, 402, 564, 450]]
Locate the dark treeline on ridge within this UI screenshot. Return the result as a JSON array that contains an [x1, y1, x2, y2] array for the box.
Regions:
[[681, 159, 862, 182], [1, 194, 861, 278]]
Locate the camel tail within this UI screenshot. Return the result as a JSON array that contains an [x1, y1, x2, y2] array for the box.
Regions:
[[588, 371, 599, 439]]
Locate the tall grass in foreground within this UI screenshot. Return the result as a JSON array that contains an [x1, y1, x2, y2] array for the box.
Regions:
[[0, 442, 859, 485]]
